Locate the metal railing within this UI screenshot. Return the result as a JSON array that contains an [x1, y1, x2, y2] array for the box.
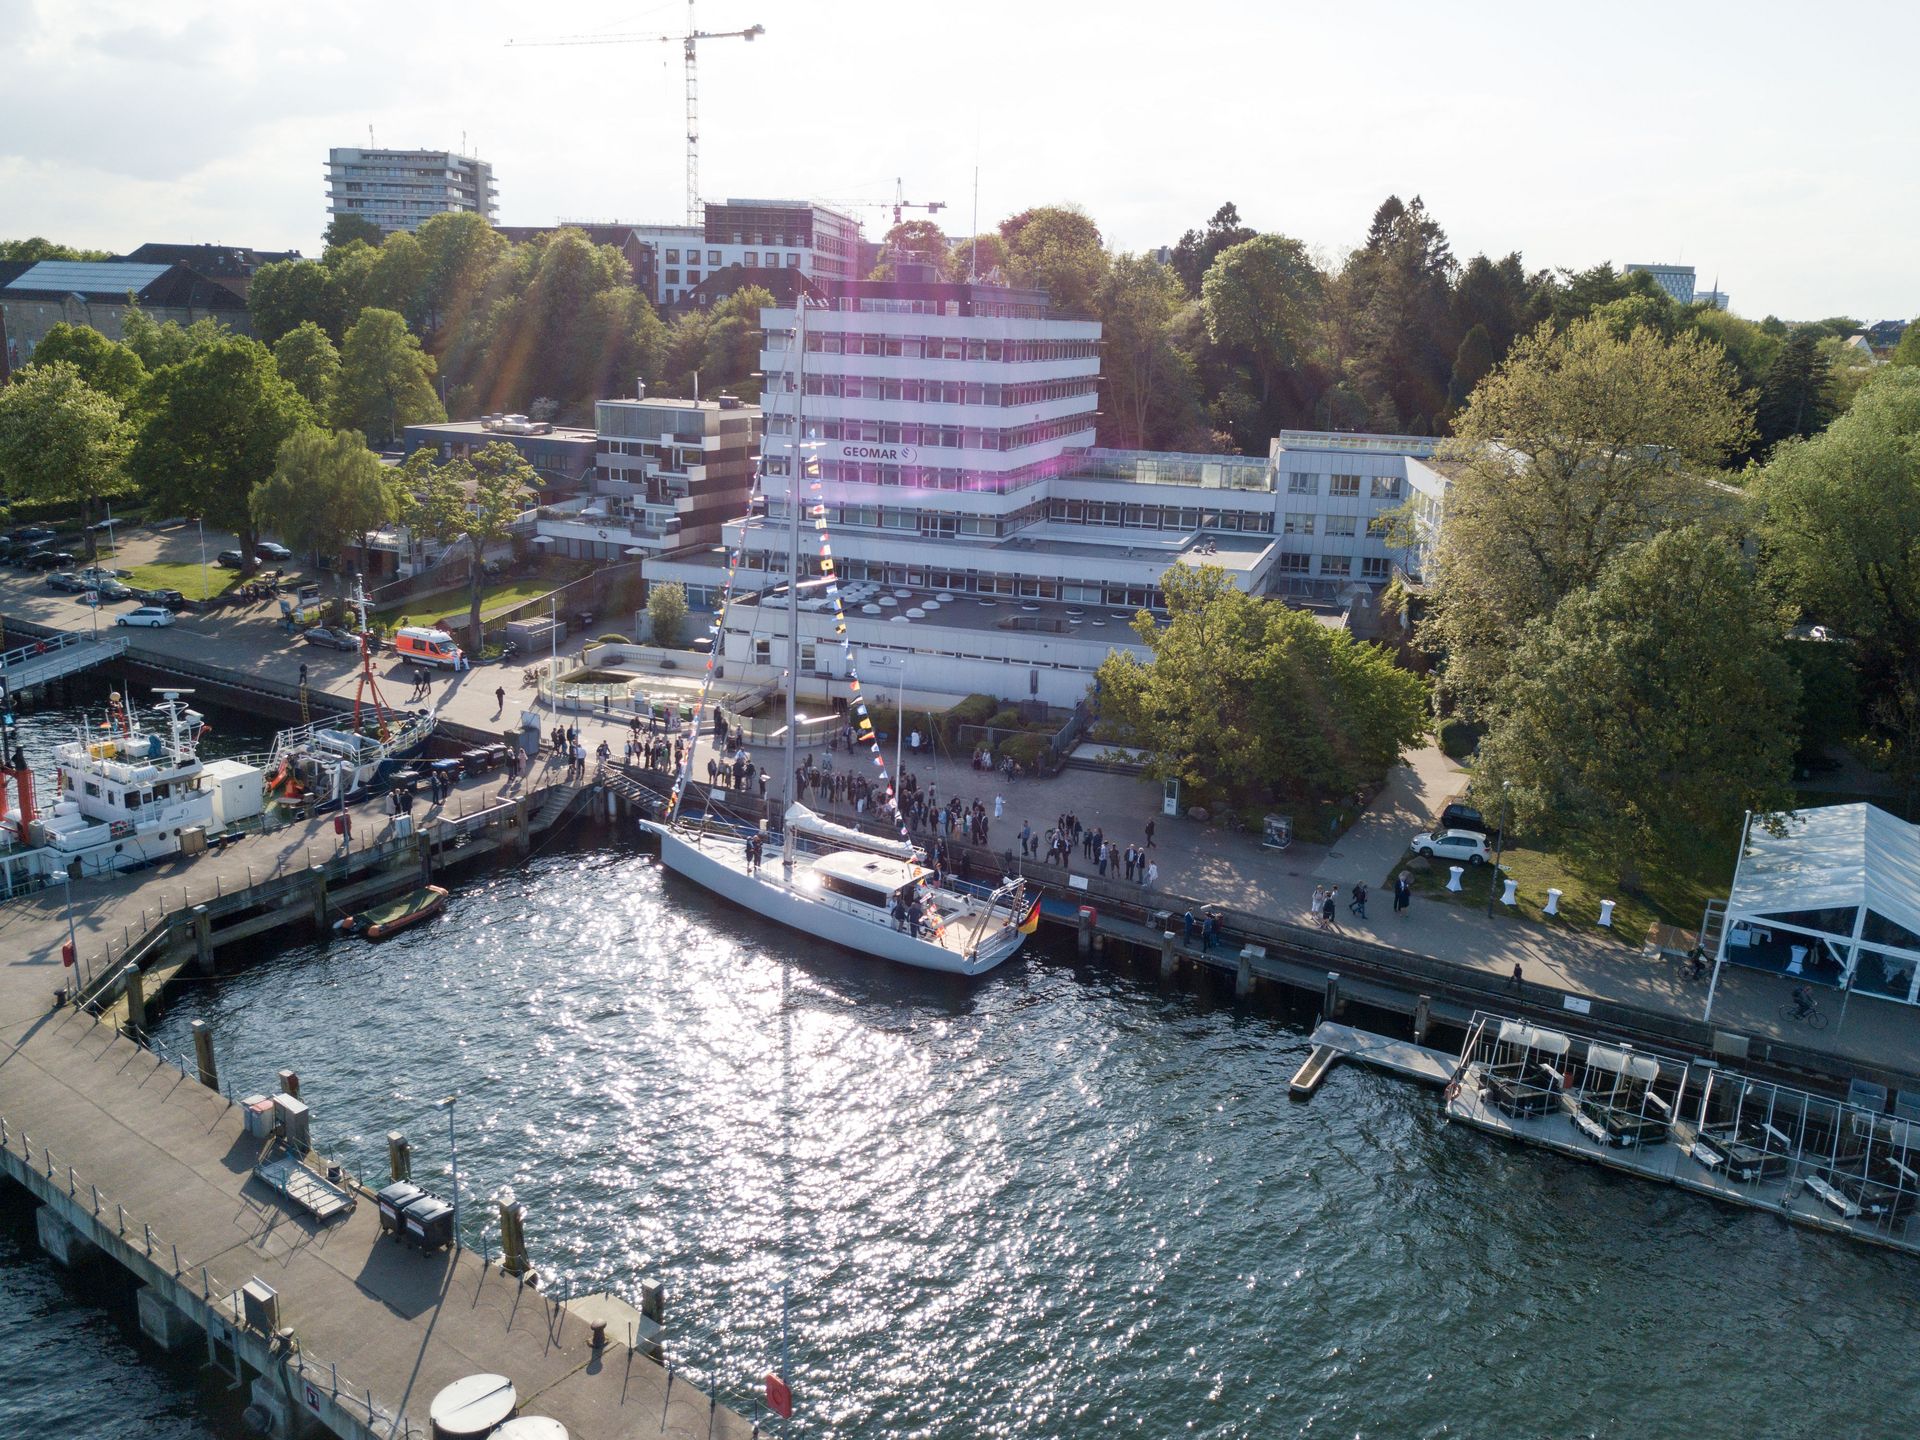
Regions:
[[0, 1104, 422, 1438]]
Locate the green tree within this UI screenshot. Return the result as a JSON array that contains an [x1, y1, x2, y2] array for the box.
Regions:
[[249, 427, 401, 571], [868, 221, 952, 279], [1333, 195, 1459, 432], [1201, 233, 1324, 414], [131, 337, 312, 571], [1893, 322, 1920, 367], [646, 580, 688, 648], [272, 322, 342, 415], [365, 230, 432, 330], [1444, 323, 1495, 415], [1095, 253, 1199, 449], [1094, 567, 1428, 809], [1421, 318, 1753, 711], [998, 205, 1108, 314], [1476, 528, 1797, 880], [323, 213, 385, 252], [321, 239, 381, 332], [0, 362, 132, 559], [333, 307, 443, 444], [1169, 202, 1256, 297], [1752, 366, 1920, 801], [0, 238, 112, 261], [247, 259, 347, 345], [1450, 252, 1540, 357], [407, 442, 537, 650], [411, 211, 508, 337], [120, 299, 229, 370], [25, 324, 147, 405], [1754, 328, 1836, 449], [948, 232, 1009, 282]]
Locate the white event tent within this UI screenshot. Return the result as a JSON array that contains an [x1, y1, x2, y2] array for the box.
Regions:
[[1709, 804, 1920, 1009]]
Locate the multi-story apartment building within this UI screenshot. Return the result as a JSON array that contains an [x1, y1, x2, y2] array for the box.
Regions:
[[325, 148, 498, 235], [535, 395, 762, 562]]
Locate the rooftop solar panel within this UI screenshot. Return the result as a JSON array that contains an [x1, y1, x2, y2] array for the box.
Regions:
[[4, 260, 172, 294]]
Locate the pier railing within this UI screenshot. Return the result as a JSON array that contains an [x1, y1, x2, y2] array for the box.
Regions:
[[0, 1107, 426, 1438]]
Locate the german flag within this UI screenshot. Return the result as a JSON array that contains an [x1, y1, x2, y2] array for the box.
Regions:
[[1016, 896, 1042, 935]]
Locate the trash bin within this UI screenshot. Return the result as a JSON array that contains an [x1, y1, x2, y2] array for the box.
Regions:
[[376, 1182, 424, 1238], [401, 1194, 455, 1251]]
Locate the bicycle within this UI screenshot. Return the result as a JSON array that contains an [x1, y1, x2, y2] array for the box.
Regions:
[[1777, 997, 1830, 1030]]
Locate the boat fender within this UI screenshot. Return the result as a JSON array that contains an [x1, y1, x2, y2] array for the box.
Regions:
[[333, 916, 358, 935], [1443, 1081, 1460, 1103]]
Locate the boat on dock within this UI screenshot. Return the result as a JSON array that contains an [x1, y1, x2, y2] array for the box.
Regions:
[[265, 581, 434, 811], [0, 687, 265, 892], [336, 884, 448, 941], [1443, 1011, 1920, 1258]]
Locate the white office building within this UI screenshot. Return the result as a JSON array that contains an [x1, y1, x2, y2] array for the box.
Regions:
[[1625, 262, 1697, 306], [325, 148, 498, 235], [641, 276, 1436, 705]]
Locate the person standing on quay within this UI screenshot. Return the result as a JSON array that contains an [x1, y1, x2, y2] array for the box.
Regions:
[[1394, 871, 1413, 918]]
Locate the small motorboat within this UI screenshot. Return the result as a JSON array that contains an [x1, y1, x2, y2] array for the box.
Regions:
[[335, 885, 448, 940]]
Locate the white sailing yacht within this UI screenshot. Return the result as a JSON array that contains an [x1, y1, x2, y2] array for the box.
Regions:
[[639, 300, 1032, 977]]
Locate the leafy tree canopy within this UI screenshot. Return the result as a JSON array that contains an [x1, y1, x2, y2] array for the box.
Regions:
[[1476, 527, 1797, 877], [248, 259, 347, 345], [272, 322, 343, 416], [999, 205, 1107, 315], [647, 581, 688, 648], [0, 361, 133, 557], [121, 299, 230, 371], [25, 324, 147, 406], [333, 307, 442, 444], [1170, 202, 1256, 297], [0, 237, 112, 262], [1421, 316, 1754, 711], [249, 427, 401, 570], [323, 213, 385, 253], [1094, 566, 1428, 810], [405, 442, 538, 648], [131, 335, 313, 564]]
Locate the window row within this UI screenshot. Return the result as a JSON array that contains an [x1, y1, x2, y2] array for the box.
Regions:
[[764, 499, 1046, 539], [1274, 552, 1393, 580], [1288, 471, 1403, 499], [735, 552, 1166, 613], [778, 375, 1099, 407], [759, 456, 1070, 492], [1047, 499, 1273, 533], [766, 415, 1091, 452], [792, 332, 1099, 362]]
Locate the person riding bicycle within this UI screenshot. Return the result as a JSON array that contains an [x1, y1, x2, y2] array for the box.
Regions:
[[1791, 983, 1816, 1017]]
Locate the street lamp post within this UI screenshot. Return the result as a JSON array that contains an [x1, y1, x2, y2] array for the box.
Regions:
[[1484, 781, 1512, 918], [435, 1095, 460, 1242], [196, 518, 209, 604]]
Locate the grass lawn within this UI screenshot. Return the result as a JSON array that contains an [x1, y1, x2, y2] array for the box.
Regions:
[[376, 570, 587, 625], [118, 560, 244, 602], [1394, 825, 1740, 949]]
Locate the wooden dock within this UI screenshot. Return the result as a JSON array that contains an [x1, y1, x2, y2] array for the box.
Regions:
[[1290, 1022, 1457, 1097]]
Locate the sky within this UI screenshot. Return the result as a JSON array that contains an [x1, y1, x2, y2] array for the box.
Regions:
[[1, 0, 1912, 322]]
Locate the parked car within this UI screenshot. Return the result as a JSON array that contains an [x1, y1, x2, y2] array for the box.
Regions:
[[93, 579, 136, 602], [1410, 828, 1492, 865], [76, 566, 124, 584], [8, 526, 56, 545], [47, 572, 90, 593], [255, 541, 292, 562], [215, 549, 247, 569], [116, 606, 176, 628], [302, 625, 362, 652], [133, 587, 187, 607], [25, 550, 74, 571], [1438, 793, 1498, 840]]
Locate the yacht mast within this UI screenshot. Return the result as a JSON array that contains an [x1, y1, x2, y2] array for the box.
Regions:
[[781, 297, 808, 874]]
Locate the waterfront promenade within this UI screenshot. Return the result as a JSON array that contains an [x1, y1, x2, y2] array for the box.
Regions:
[[5, 541, 1916, 1085]]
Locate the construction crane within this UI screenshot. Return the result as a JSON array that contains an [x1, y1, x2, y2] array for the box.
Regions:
[[819, 178, 948, 229], [507, 2, 765, 225]]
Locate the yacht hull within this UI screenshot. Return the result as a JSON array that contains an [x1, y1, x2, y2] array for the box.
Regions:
[[643, 822, 1022, 977]]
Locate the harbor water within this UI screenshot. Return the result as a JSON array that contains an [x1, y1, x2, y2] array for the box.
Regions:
[[0, 685, 1912, 1437]]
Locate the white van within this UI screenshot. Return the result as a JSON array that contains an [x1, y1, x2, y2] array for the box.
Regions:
[[393, 626, 465, 670]]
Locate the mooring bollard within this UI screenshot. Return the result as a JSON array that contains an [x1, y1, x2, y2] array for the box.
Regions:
[[1158, 930, 1176, 982], [192, 1019, 218, 1093]]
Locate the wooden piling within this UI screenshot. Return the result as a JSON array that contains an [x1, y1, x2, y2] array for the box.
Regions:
[[191, 1019, 218, 1092], [1158, 930, 1176, 982], [1413, 994, 1432, 1046]]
